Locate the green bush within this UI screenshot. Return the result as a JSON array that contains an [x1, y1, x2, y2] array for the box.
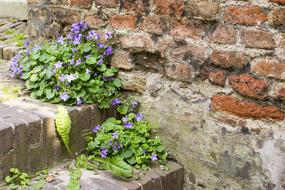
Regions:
[[10, 22, 121, 108]]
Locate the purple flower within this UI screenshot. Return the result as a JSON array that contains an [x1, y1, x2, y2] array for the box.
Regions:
[[94, 73, 98, 78], [71, 22, 88, 34], [54, 61, 63, 70], [97, 59, 103, 65], [112, 142, 122, 150], [122, 116, 128, 123], [24, 41, 30, 47], [86, 30, 99, 41], [135, 113, 143, 122], [112, 132, 119, 139], [76, 97, 84, 106], [131, 100, 139, 108], [86, 69, 91, 75], [76, 59, 81, 66], [72, 48, 77, 53], [60, 92, 70, 101], [105, 32, 112, 40], [25, 48, 30, 56], [92, 125, 101, 133], [55, 85, 60, 91], [100, 148, 108, 158], [124, 122, 133, 129], [10, 55, 23, 78], [57, 35, 64, 45], [85, 55, 90, 60], [112, 98, 121, 105], [32, 45, 41, 52], [150, 154, 158, 161], [97, 43, 104, 48], [109, 140, 113, 145], [70, 59, 75, 65], [73, 34, 82, 45], [104, 46, 113, 56], [59, 74, 76, 83]]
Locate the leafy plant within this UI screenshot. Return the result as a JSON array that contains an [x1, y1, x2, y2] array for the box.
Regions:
[[67, 168, 82, 190], [10, 22, 121, 108], [55, 106, 72, 154], [85, 99, 168, 177], [32, 169, 49, 190], [5, 168, 30, 189]]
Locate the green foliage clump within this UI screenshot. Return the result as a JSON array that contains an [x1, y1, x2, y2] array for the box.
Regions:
[[67, 168, 82, 190], [5, 168, 30, 189], [55, 106, 72, 154], [85, 99, 168, 178], [10, 22, 121, 108]]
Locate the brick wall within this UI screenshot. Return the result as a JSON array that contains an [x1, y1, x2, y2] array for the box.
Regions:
[[27, 0, 285, 189]]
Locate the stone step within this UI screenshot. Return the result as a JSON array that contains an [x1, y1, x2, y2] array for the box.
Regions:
[[20, 161, 183, 190], [0, 0, 28, 20]]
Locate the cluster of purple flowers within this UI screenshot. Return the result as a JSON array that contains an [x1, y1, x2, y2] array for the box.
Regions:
[[59, 74, 77, 83], [10, 54, 23, 78], [92, 125, 101, 134], [60, 92, 70, 101], [112, 98, 121, 105]]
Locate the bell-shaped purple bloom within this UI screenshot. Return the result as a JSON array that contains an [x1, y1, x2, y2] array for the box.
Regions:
[[97, 59, 103, 65], [57, 35, 64, 45], [55, 85, 60, 91], [105, 32, 112, 40], [86, 69, 91, 75], [100, 148, 108, 158], [73, 34, 82, 45], [122, 116, 128, 123], [150, 154, 158, 161], [104, 46, 113, 56], [60, 92, 70, 101], [92, 125, 101, 133], [112, 132, 119, 139], [70, 59, 75, 65], [76, 59, 81, 66], [112, 98, 121, 105], [135, 113, 143, 122], [97, 43, 104, 48], [76, 97, 84, 106], [54, 61, 63, 70], [124, 122, 133, 129]]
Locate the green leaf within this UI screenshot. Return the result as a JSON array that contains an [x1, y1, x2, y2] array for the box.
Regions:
[[112, 79, 122, 88], [55, 107, 72, 154], [86, 57, 96, 65], [67, 168, 82, 190], [46, 89, 55, 99], [30, 74, 38, 82], [117, 104, 128, 115], [32, 179, 45, 190]]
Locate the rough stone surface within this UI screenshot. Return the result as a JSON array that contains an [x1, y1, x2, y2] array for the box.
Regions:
[[208, 70, 226, 87], [118, 71, 146, 93], [241, 29, 276, 49], [209, 24, 237, 45], [166, 63, 192, 82], [271, 8, 285, 27], [251, 58, 285, 80], [211, 50, 247, 69]]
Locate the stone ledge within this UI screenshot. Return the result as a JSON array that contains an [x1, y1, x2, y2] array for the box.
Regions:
[[0, 0, 28, 20], [0, 98, 117, 179]]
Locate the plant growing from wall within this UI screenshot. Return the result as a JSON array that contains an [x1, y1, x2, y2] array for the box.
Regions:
[[84, 98, 168, 178], [10, 22, 121, 108]]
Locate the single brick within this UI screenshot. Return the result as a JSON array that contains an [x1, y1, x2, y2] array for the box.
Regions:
[[120, 33, 154, 52], [111, 50, 133, 70], [277, 88, 285, 102], [270, 0, 285, 4], [211, 95, 284, 120], [95, 0, 118, 8], [209, 24, 236, 45], [170, 20, 205, 40], [166, 63, 192, 82], [140, 16, 162, 34], [251, 57, 285, 80], [110, 15, 137, 29], [85, 16, 105, 29], [70, 0, 92, 8], [0, 120, 13, 156], [154, 0, 184, 17], [194, 1, 220, 21], [224, 5, 268, 25], [228, 74, 268, 100], [211, 49, 247, 69], [271, 8, 285, 27], [122, 0, 149, 13], [240, 29, 276, 49], [171, 44, 208, 64], [208, 70, 226, 87]]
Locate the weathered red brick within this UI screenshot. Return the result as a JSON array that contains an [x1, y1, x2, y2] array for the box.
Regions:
[[208, 70, 226, 87], [224, 5, 268, 25], [120, 33, 154, 51], [85, 16, 105, 29], [70, 0, 92, 8], [251, 58, 285, 80], [122, 0, 149, 13], [154, 0, 184, 17], [209, 24, 237, 44], [170, 20, 205, 40], [211, 49, 247, 69], [95, 0, 118, 8], [280, 34, 285, 48], [228, 74, 268, 100], [271, 8, 285, 27], [110, 15, 137, 29], [211, 95, 284, 120], [155, 37, 176, 53], [240, 29, 276, 49], [166, 63, 192, 82], [140, 16, 162, 34], [270, 0, 285, 4]]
